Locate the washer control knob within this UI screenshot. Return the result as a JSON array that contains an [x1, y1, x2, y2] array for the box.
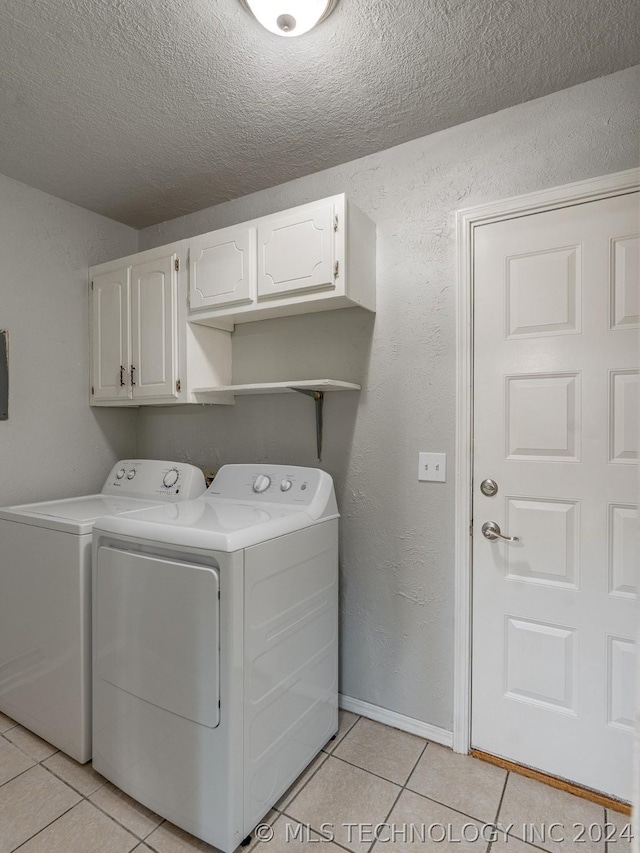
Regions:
[[116, 468, 125, 480], [253, 474, 271, 493], [280, 479, 292, 492], [127, 469, 136, 480], [163, 469, 179, 489]]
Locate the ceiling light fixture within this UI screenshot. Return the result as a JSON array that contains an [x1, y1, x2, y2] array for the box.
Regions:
[[239, 0, 338, 37]]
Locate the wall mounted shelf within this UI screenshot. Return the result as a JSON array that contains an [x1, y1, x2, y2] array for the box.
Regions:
[[192, 379, 361, 459]]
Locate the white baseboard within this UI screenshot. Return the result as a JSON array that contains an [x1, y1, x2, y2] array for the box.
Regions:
[[339, 694, 453, 748]]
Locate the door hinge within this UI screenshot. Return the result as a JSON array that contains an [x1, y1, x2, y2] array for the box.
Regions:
[[176, 379, 181, 393], [333, 260, 339, 278], [333, 214, 339, 232], [175, 258, 180, 272]]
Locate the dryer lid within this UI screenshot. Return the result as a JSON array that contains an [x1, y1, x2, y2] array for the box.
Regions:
[[93, 497, 321, 552]]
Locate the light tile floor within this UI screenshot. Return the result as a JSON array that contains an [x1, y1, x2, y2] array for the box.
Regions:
[[0, 709, 632, 853]]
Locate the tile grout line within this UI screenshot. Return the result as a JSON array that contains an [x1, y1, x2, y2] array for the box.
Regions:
[[278, 807, 360, 853], [328, 746, 510, 826], [283, 736, 540, 853], [0, 728, 59, 765], [10, 800, 82, 853], [275, 754, 329, 814], [275, 715, 362, 813], [1, 729, 153, 851], [0, 763, 40, 791], [39, 759, 107, 799], [367, 738, 432, 853], [325, 714, 361, 755], [487, 770, 510, 853], [283, 732, 432, 853], [488, 770, 604, 853], [86, 794, 161, 843]]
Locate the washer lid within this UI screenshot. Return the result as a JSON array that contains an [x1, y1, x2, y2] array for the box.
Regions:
[[0, 495, 164, 535], [93, 497, 324, 552]]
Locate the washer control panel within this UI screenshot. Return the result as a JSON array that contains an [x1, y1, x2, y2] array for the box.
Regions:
[[102, 460, 206, 501], [207, 465, 336, 518]]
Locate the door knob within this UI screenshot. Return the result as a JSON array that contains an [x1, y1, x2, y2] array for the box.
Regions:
[[481, 521, 519, 542]]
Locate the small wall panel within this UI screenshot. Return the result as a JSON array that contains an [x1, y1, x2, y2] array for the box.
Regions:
[[610, 235, 639, 330], [606, 636, 635, 732], [504, 617, 576, 714], [507, 246, 581, 338], [506, 498, 579, 588], [506, 373, 580, 462], [608, 504, 638, 598], [609, 370, 639, 463]]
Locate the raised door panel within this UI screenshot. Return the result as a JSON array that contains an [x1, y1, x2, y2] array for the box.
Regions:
[[257, 203, 335, 300], [91, 268, 131, 401], [130, 253, 178, 400], [189, 226, 256, 311]]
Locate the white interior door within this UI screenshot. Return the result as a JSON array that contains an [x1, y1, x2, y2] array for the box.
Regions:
[[130, 253, 178, 400], [90, 267, 130, 401], [472, 191, 639, 801]]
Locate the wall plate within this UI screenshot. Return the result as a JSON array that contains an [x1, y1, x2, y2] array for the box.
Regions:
[[418, 452, 446, 482]]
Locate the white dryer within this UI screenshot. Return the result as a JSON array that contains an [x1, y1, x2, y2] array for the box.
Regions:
[[92, 464, 339, 852], [0, 460, 205, 762]]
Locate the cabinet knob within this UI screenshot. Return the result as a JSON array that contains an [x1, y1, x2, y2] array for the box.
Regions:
[[130, 365, 136, 386]]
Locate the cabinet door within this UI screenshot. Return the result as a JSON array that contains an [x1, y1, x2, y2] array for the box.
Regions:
[[130, 253, 178, 400], [90, 267, 131, 401], [189, 226, 256, 311], [257, 203, 335, 300]]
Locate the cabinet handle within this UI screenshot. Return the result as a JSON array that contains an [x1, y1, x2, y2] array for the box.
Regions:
[[120, 365, 126, 387], [130, 365, 136, 386]]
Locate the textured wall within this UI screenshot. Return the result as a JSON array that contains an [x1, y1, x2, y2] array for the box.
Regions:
[[0, 174, 138, 506], [137, 67, 640, 730]]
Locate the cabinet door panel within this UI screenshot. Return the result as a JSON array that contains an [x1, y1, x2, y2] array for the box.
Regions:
[[91, 268, 130, 401], [257, 203, 335, 300], [130, 254, 177, 399], [189, 227, 255, 311]]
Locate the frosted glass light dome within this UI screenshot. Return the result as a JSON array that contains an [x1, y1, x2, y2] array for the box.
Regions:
[[241, 0, 338, 37]]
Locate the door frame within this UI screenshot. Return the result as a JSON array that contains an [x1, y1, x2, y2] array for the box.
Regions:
[[453, 168, 640, 754]]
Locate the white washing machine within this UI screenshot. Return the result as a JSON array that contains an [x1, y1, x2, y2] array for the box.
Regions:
[[92, 464, 339, 851], [0, 459, 205, 762]]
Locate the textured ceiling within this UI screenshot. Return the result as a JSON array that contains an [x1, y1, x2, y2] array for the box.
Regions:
[[1, 0, 639, 228]]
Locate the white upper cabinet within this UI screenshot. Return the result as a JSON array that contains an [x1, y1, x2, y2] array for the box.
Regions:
[[189, 225, 256, 311], [90, 244, 231, 407], [89, 194, 374, 406], [257, 202, 335, 299], [90, 267, 130, 402], [186, 194, 375, 329], [130, 252, 178, 400]]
